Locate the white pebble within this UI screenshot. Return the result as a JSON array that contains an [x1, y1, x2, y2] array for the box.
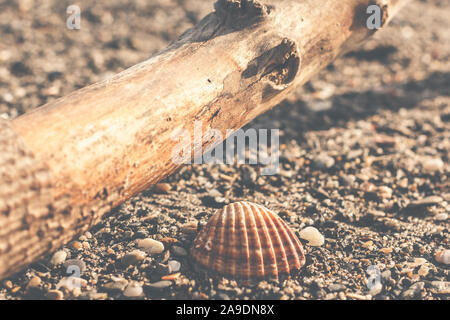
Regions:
[[434, 213, 448, 221], [123, 282, 143, 297], [136, 238, 164, 255], [422, 158, 444, 173], [50, 250, 67, 265], [299, 227, 325, 246], [435, 250, 450, 265], [168, 260, 181, 273]]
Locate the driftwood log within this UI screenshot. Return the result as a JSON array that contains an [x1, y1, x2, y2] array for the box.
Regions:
[[0, 0, 410, 279]]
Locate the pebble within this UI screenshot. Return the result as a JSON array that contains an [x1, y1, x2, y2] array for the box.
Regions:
[[136, 238, 164, 255], [50, 250, 67, 265], [27, 276, 41, 288], [3, 280, 13, 289], [121, 250, 146, 266], [70, 241, 83, 250], [313, 153, 335, 170], [103, 279, 128, 293], [123, 282, 143, 297], [161, 273, 181, 281], [154, 183, 171, 193], [46, 289, 64, 300], [401, 282, 424, 299], [299, 227, 325, 246], [144, 280, 172, 292], [328, 284, 346, 292], [172, 246, 188, 257], [367, 209, 386, 218], [408, 196, 443, 208], [346, 292, 371, 300], [379, 247, 393, 255], [168, 260, 181, 273], [368, 282, 383, 296], [422, 157, 444, 173], [378, 186, 393, 199], [434, 249, 450, 265], [429, 281, 450, 295], [434, 213, 448, 221]]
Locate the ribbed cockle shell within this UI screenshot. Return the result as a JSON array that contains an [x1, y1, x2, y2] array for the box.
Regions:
[[191, 201, 305, 280]]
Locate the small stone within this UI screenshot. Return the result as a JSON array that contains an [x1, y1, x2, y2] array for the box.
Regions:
[[378, 186, 393, 199], [401, 282, 424, 299], [85, 291, 108, 300], [367, 210, 386, 218], [3, 280, 13, 289], [63, 259, 87, 273], [429, 281, 450, 295], [154, 183, 171, 193], [27, 276, 41, 288], [299, 227, 325, 246], [168, 260, 181, 273], [313, 153, 335, 170], [136, 239, 164, 255], [435, 249, 450, 265], [346, 292, 371, 300], [368, 282, 383, 296], [398, 177, 409, 188], [328, 284, 346, 292], [46, 289, 64, 300], [381, 270, 391, 282], [121, 250, 146, 267], [50, 250, 67, 266], [408, 196, 443, 208], [144, 280, 172, 292], [172, 246, 188, 257], [161, 273, 181, 281], [82, 242, 91, 250], [103, 279, 128, 293], [417, 264, 429, 277], [123, 282, 143, 297], [434, 213, 448, 221], [70, 241, 83, 250], [422, 157, 444, 173], [379, 247, 393, 255]]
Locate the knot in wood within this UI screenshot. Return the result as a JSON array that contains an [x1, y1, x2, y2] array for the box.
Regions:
[[214, 0, 270, 27]]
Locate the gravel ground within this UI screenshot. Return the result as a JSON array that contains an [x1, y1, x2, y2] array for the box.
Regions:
[[0, 0, 448, 300]]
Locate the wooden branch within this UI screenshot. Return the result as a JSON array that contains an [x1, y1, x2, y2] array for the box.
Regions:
[[0, 0, 410, 279]]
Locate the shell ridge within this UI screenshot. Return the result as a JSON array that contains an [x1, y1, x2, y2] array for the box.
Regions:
[[254, 205, 278, 278], [259, 205, 290, 274], [269, 211, 300, 270], [229, 203, 237, 277], [242, 202, 264, 279], [212, 205, 227, 274], [236, 202, 251, 279]]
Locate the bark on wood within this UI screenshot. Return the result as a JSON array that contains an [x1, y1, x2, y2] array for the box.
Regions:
[[1, 0, 410, 279]]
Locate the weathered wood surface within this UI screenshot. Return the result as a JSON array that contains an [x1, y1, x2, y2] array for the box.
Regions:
[[0, 0, 410, 279]]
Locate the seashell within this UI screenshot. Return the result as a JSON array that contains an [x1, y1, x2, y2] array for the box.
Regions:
[[191, 201, 305, 280]]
